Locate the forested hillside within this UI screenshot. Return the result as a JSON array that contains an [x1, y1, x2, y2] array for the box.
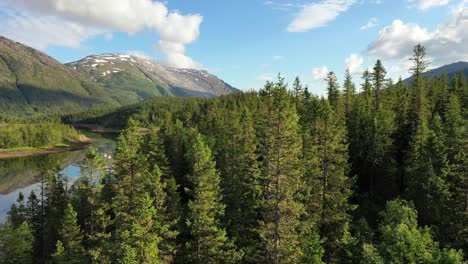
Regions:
[[0, 36, 238, 116], [1, 45, 466, 263], [0, 37, 117, 115]]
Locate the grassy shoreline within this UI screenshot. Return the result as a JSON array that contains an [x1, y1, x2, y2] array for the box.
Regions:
[[0, 135, 92, 159]]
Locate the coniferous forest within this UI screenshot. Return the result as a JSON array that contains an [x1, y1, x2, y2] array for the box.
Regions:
[[1, 45, 466, 263]]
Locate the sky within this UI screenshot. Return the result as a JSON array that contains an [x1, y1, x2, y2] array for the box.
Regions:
[[0, 0, 467, 94]]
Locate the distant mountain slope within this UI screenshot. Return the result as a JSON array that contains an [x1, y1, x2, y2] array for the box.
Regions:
[[0, 36, 117, 115], [0, 36, 238, 115], [67, 54, 238, 104], [404, 61, 468, 84]]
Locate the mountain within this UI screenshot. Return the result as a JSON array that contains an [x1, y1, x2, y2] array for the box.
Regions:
[[0, 36, 117, 115], [404, 61, 468, 84], [66, 54, 238, 104], [0, 36, 237, 115]]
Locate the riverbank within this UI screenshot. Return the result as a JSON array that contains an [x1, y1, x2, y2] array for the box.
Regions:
[[0, 136, 92, 159]]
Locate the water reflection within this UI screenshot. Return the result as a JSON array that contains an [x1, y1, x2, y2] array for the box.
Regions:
[[0, 132, 116, 222]]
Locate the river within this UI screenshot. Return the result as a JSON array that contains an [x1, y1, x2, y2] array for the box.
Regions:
[[0, 131, 117, 222]]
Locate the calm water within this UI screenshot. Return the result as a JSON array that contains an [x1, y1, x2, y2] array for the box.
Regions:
[[0, 132, 117, 222]]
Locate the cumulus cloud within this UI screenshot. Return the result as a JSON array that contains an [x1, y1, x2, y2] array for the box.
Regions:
[[287, 0, 357, 32], [365, 20, 431, 60], [360, 17, 378, 30], [0, 0, 203, 68], [312, 66, 329, 80], [366, 2, 468, 67], [0, 10, 102, 50], [407, 0, 450, 10], [345, 54, 364, 75]]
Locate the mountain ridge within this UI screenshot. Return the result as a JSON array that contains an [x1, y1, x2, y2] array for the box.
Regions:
[[403, 61, 468, 84], [0, 36, 238, 115]]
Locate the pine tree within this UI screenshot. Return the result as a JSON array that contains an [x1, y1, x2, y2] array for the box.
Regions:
[[52, 203, 86, 264], [258, 76, 306, 264], [184, 132, 239, 263]]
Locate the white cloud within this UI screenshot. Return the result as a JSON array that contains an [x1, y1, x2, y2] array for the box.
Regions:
[[366, 2, 468, 67], [287, 0, 357, 32], [407, 0, 450, 10], [127, 50, 152, 60], [156, 40, 201, 69], [360, 17, 378, 30], [0, 10, 102, 50], [264, 1, 302, 11], [345, 54, 364, 75], [312, 66, 329, 80], [0, 0, 203, 68], [365, 20, 431, 60], [388, 59, 414, 79]]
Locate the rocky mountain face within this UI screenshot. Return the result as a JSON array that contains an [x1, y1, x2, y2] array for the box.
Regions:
[[67, 54, 238, 104], [0, 36, 237, 115]]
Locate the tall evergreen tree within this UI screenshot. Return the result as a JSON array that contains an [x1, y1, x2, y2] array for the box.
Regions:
[[326, 71, 341, 111], [144, 130, 181, 263], [214, 108, 262, 263], [258, 76, 306, 264], [185, 133, 240, 264], [52, 203, 86, 264], [311, 99, 354, 263], [343, 68, 355, 117], [442, 94, 467, 249], [110, 120, 162, 263], [371, 59, 387, 110], [405, 44, 445, 226]]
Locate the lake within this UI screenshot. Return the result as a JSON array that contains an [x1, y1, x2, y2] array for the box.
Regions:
[[0, 132, 117, 222]]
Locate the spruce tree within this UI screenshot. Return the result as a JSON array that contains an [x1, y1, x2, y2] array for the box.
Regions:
[[52, 203, 86, 264], [326, 71, 341, 111], [215, 108, 262, 263], [185, 133, 240, 264], [343, 68, 355, 117], [311, 99, 354, 263], [110, 120, 162, 263], [0, 222, 34, 264], [258, 76, 306, 264], [371, 59, 387, 110], [144, 130, 181, 263], [442, 94, 467, 249]]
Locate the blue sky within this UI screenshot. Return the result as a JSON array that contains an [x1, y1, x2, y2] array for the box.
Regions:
[[0, 0, 467, 94]]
